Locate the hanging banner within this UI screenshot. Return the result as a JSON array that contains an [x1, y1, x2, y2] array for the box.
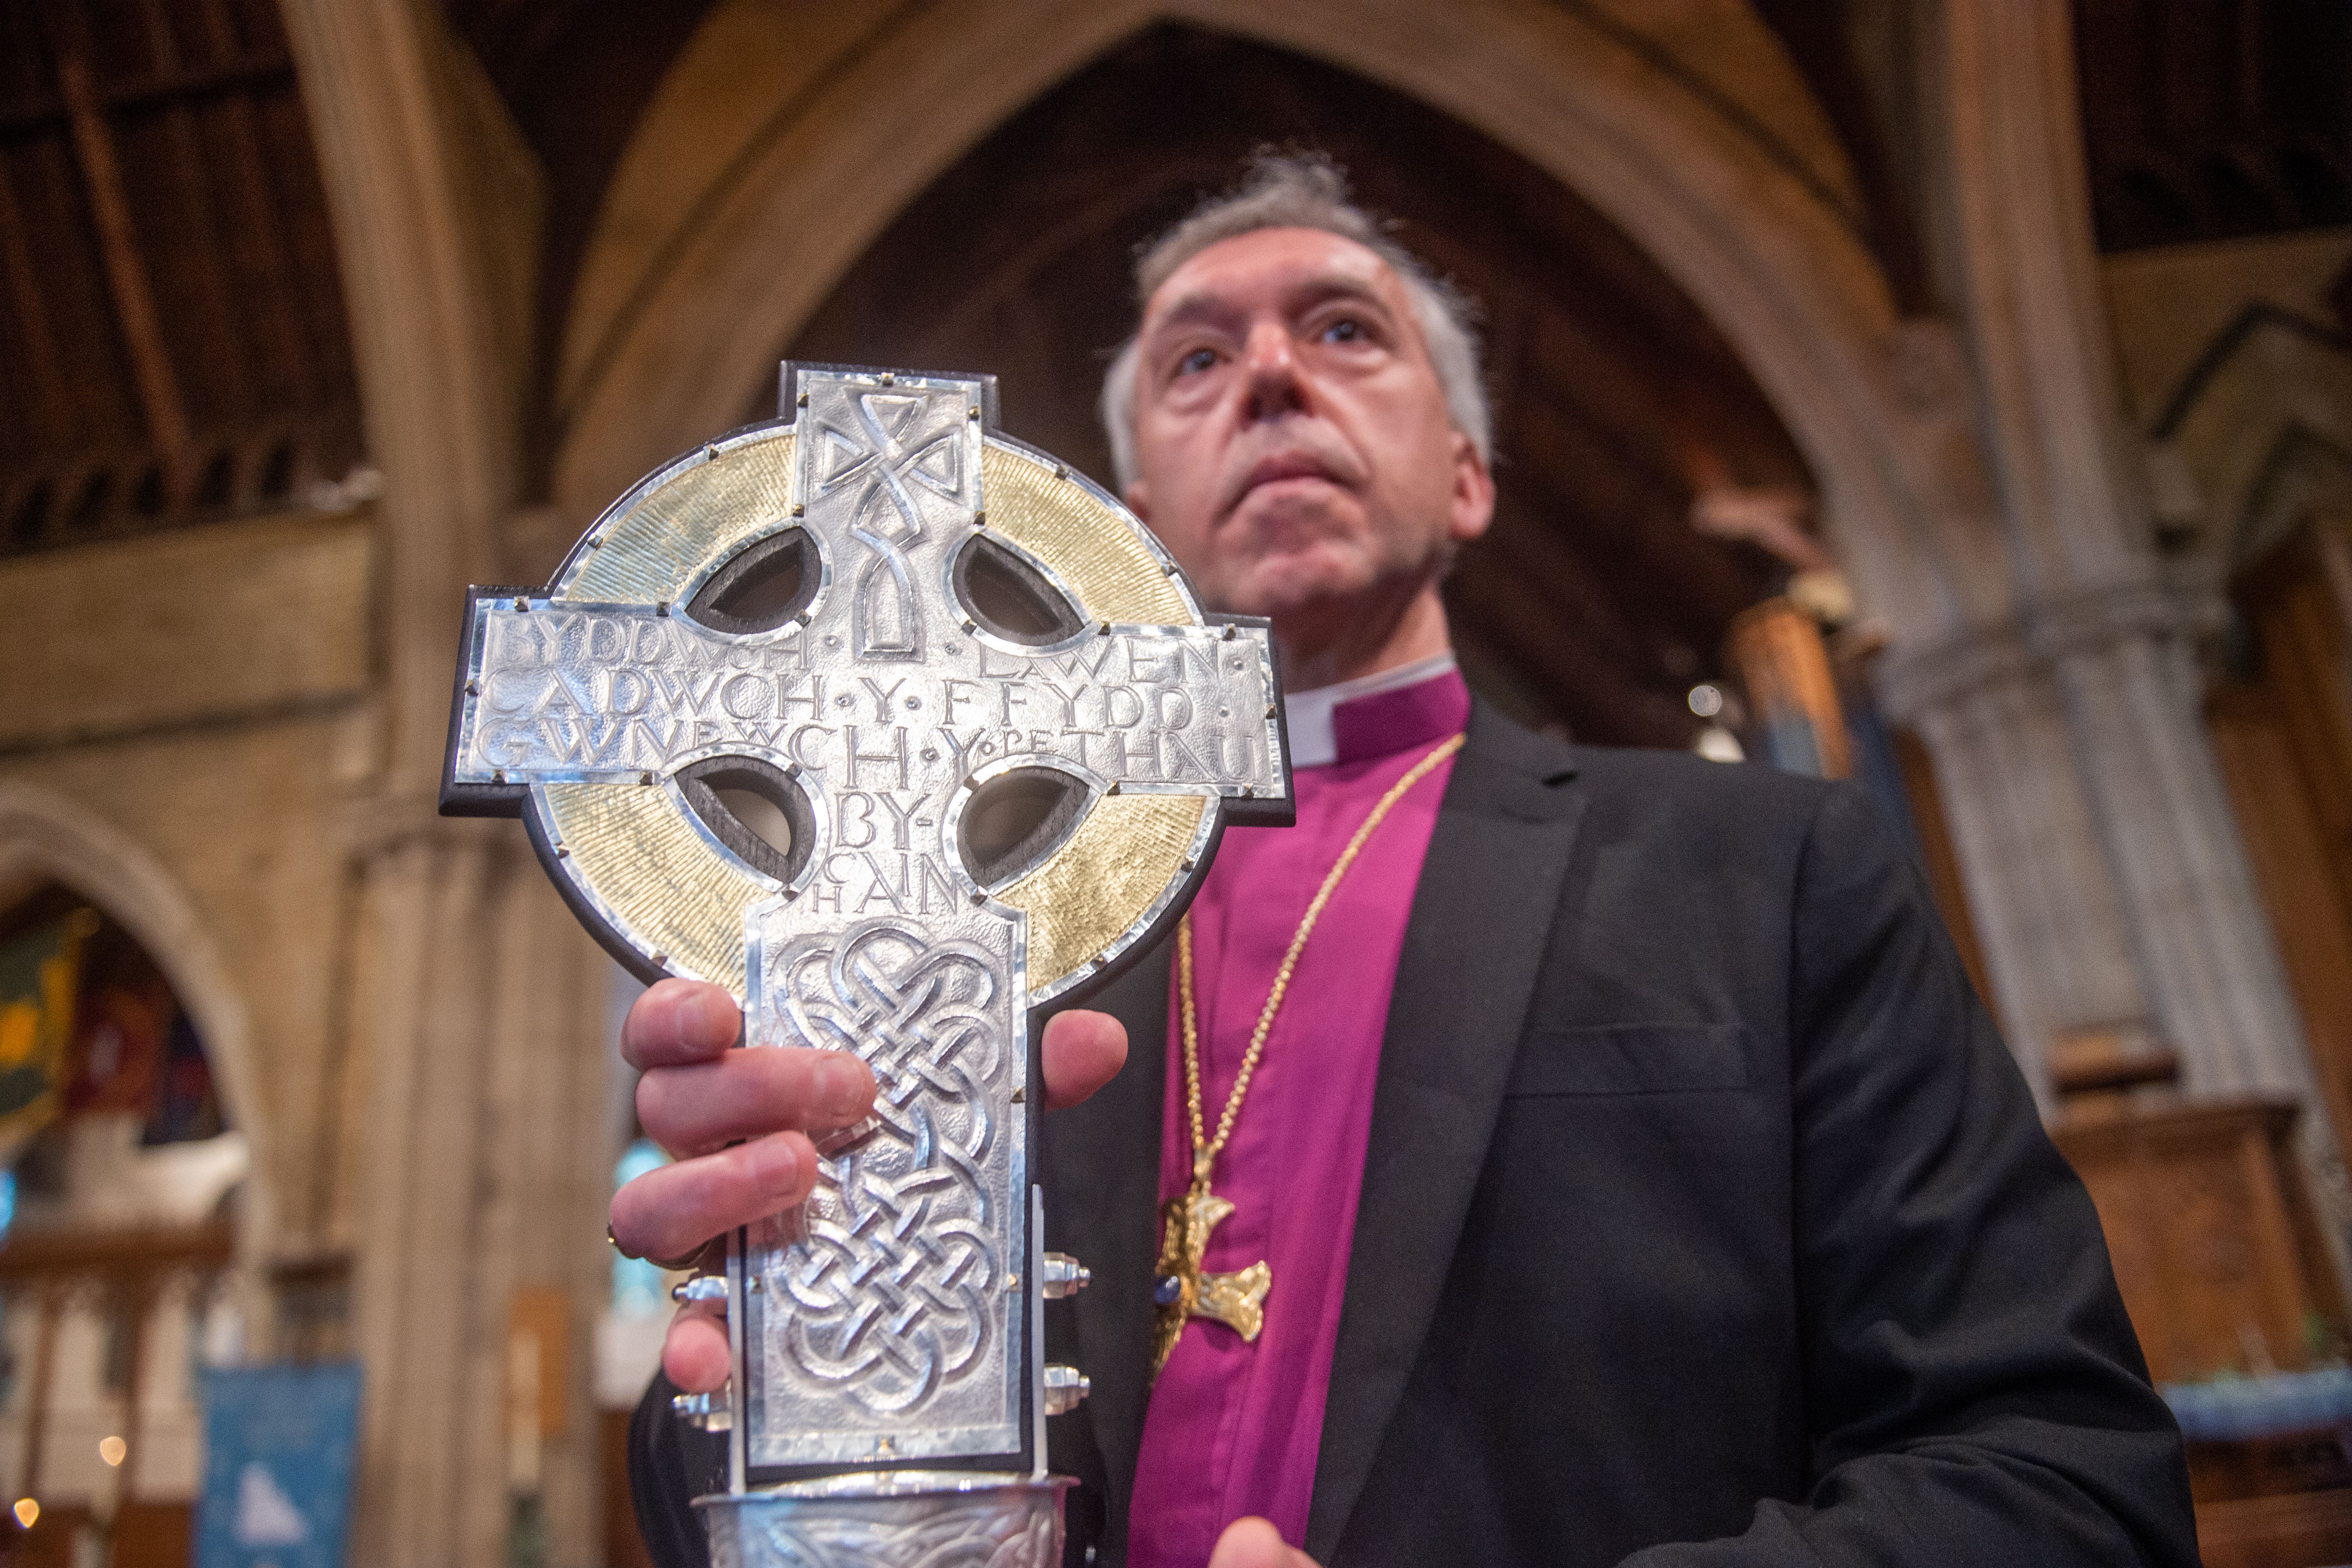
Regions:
[[195, 1363, 363, 1568], [0, 909, 96, 1157]]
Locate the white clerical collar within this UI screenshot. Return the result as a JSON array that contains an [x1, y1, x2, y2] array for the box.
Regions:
[[1283, 652, 1460, 768]]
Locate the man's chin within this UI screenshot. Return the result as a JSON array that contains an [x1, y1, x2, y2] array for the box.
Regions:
[[1212, 562, 1377, 623]]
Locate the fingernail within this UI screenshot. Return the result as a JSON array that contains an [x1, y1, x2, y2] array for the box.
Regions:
[[691, 987, 734, 1047], [818, 1056, 867, 1117], [745, 1137, 800, 1198]]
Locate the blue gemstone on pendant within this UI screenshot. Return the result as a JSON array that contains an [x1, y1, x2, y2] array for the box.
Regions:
[[1154, 1274, 1183, 1306]]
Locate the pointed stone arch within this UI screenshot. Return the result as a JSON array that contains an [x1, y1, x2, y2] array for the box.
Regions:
[[550, 0, 2001, 646], [0, 781, 272, 1253]]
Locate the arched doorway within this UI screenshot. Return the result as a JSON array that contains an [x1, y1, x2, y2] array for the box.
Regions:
[[779, 26, 1819, 749], [0, 882, 246, 1567], [552, 2, 1980, 650]]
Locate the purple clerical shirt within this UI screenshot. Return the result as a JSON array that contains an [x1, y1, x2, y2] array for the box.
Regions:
[[1127, 659, 1470, 1567]]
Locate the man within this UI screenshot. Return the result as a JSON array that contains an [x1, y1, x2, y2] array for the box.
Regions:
[[617, 156, 2197, 1567]]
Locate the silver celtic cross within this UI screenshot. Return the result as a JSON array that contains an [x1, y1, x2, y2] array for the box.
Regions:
[[443, 364, 1293, 1564]]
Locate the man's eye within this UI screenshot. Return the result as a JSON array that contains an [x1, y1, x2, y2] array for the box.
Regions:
[[1177, 348, 1219, 376], [1322, 319, 1365, 343]]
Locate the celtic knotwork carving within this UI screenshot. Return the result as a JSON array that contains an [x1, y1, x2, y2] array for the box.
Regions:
[[766, 919, 1006, 1416]]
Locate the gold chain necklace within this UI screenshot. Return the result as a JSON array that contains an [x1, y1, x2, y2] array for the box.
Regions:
[[1150, 730, 1466, 1377]]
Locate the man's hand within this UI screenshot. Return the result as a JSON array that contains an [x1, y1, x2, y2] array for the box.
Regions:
[[1209, 1518, 1318, 1568], [609, 978, 1128, 1392]]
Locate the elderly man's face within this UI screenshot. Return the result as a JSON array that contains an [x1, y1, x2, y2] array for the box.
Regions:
[[1123, 228, 1493, 632]]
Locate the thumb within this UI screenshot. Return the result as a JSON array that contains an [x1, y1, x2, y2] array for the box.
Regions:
[[1207, 1517, 1316, 1568]]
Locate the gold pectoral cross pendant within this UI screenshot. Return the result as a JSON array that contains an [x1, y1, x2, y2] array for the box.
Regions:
[[1151, 1185, 1272, 1378]]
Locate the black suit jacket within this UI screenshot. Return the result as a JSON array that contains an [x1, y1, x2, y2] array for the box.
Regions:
[[633, 701, 2198, 1567]]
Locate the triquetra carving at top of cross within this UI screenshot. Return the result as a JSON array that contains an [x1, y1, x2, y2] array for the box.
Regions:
[[443, 365, 1295, 1008]]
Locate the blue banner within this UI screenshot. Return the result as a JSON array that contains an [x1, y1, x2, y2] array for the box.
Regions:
[[195, 1363, 363, 1568]]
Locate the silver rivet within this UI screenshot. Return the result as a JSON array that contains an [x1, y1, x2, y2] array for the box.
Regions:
[[880, 372, 894, 386], [640, 771, 655, 785], [972, 510, 986, 528], [962, 619, 978, 634], [796, 392, 808, 407], [1265, 704, 1277, 719], [704, 443, 717, 460], [1165, 562, 1180, 575], [1053, 463, 1068, 479], [587, 534, 603, 548], [1011, 1087, 1026, 1104], [554, 844, 569, 859], [792, 503, 804, 517], [967, 405, 980, 419], [512, 596, 529, 611], [1222, 625, 1237, 641], [1098, 621, 1111, 637], [652, 952, 668, 967], [491, 768, 507, 784], [656, 601, 670, 616], [970, 891, 986, 906], [1105, 782, 1121, 796], [465, 679, 479, 696]]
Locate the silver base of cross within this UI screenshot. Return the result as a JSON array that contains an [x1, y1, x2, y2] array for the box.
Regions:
[[698, 1470, 1072, 1568]]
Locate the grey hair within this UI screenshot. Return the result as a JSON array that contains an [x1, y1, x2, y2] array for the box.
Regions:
[[1099, 153, 1491, 492]]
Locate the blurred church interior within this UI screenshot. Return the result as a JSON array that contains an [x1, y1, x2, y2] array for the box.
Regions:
[[2, 0, 2352, 1564]]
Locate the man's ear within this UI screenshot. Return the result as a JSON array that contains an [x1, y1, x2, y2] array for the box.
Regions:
[[1124, 479, 1152, 524], [1448, 431, 1495, 545]]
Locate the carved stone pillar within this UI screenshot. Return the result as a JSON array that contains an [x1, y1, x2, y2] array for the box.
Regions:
[[1903, 0, 2331, 1149], [1884, 591, 2319, 1123], [339, 815, 612, 1568], [279, 0, 581, 1559]]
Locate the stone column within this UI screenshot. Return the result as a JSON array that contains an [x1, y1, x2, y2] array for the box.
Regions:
[[277, 1, 601, 1563], [1882, 590, 2320, 1122], [338, 814, 614, 1568], [1880, 633, 2143, 1101], [1899, 0, 2325, 1142]]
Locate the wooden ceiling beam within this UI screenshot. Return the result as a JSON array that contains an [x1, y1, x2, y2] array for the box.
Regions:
[[39, 0, 194, 502], [135, 0, 252, 428], [192, 0, 319, 410], [0, 152, 71, 455], [0, 48, 292, 135]]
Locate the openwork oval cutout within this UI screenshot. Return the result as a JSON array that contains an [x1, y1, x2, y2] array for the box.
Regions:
[[685, 528, 820, 635], [953, 534, 1087, 646], [959, 767, 1092, 890], [677, 756, 815, 886]]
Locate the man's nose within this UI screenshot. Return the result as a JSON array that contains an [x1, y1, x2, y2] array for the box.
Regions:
[[1239, 322, 1307, 423]]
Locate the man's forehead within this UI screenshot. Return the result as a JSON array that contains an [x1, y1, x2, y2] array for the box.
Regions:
[[1140, 227, 1407, 331]]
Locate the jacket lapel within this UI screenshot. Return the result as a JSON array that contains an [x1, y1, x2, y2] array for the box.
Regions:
[[1305, 702, 1588, 1562], [1039, 940, 1170, 1537]]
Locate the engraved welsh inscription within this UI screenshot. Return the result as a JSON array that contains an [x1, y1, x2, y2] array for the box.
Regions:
[[455, 607, 1279, 796]]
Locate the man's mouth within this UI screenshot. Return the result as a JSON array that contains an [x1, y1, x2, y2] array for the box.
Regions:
[[1227, 451, 1349, 514]]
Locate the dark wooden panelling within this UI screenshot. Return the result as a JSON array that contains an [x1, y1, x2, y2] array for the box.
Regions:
[[2074, 0, 2352, 252]]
